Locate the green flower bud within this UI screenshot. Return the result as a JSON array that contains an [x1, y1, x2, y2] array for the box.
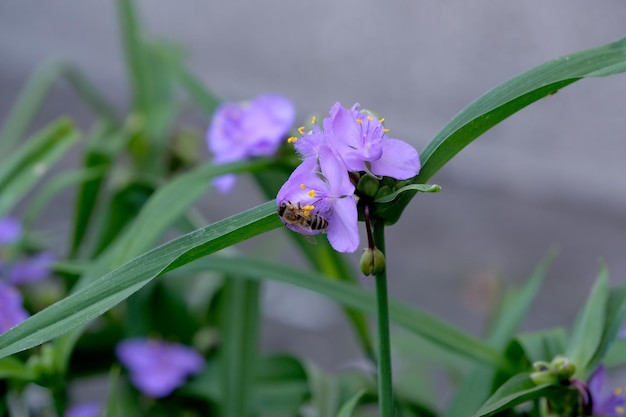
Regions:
[[530, 370, 558, 386], [360, 247, 386, 276], [551, 355, 575, 379], [357, 174, 380, 198]]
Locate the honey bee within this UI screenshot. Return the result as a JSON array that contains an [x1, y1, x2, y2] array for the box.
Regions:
[[277, 201, 329, 232]]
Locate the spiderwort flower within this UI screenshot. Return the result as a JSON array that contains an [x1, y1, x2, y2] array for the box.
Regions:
[[588, 366, 626, 417], [8, 251, 56, 285], [64, 402, 101, 417], [278, 102, 420, 253], [277, 145, 359, 252], [0, 282, 29, 333], [116, 338, 205, 398], [207, 94, 296, 193]]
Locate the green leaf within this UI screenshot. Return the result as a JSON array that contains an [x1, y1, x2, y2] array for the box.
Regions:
[[184, 256, 506, 369], [566, 264, 609, 377], [515, 328, 569, 365], [378, 36, 626, 224], [374, 183, 441, 204], [336, 390, 365, 417], [471, 373, 556, 417], [0, 201, 281, 359], [586, 282, 626, 375], [0, 119, 79, 218], [306, 363, 342, 417], [444, 250, 556, 417], [0, 357, 34, 381], [220, 279, 261, 417]]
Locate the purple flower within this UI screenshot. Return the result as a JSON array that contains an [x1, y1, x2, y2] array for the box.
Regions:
[[588, 366, 626, 417], [277, 146, 359, 253], [326, 103, 420, 180], [0, 282, 29, 333], [8, 251, 56, 285], [0, 217, 22, 245], [207, 94, 296, 193], [65, 402, 101, 417], [116, 338, 205, 398]]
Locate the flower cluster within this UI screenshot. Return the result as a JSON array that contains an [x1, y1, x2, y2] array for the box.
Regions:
[[276, 103, 420, 253], [116, 338, 205, 398], [0, 217, 55, 334], [207, 94, 296, 193]]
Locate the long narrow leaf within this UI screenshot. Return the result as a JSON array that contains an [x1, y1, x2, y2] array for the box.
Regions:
[[0, 202, 281, 359], [379, 36, 626, 224], [182, 257, 506, 369], [0, 119, 78, 218]]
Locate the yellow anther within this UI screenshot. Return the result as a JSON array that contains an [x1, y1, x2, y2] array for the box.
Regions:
[[379, 117, 385, 123], [307, 190, 316, 198], [300, 183, 306, 189], [298, 126, 305, 135], [615, 388, 624, 395], [383, 128, 390, 133], [311, 116, 317, 124], [302, 204, 315, 210], [356, 119, 363, 124], [367, 115, 374, 121], [616, 406, 625, 414], [287, 136, 298, 143]]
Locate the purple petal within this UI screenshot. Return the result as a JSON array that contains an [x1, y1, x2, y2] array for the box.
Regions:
[[212, 174, 237, 194], [369, 138, 421, 180], [116, 338, 204, 398], [65, 402, 101, 417], [9, 252, 56, 285], [0, 283, 29, 333], [0, 217, 22, 245], [318, 146, 353, 197], [326, 196, 359, 253]]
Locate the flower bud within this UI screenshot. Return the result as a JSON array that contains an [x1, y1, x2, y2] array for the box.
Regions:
[[357, 174, 380, 198], [551, 355, 575, 380], [360, 247, 386, 276]]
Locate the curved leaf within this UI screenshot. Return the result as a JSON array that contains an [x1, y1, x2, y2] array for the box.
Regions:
[[379, 36, 626, 224], [0, 202, 281, 359]]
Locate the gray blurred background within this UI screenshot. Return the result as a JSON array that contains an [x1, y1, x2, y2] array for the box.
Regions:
[[1, 0, 626, 405]]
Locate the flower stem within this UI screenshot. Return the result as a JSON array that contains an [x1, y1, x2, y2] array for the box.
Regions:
[[373, 219, 394, 417]]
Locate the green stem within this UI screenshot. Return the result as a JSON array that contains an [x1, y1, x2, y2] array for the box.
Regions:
[[373, 219, 394, 417]]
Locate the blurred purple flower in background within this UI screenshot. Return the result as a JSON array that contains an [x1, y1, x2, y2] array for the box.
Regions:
[[65, 402, 101, 417], [207, 94, 296, 193], [8, 252, 56, 285], [0, 217, 22, 245], [0, 282, 29, 333], [116, 338, 205, 398], [588, 366, 626, 417]]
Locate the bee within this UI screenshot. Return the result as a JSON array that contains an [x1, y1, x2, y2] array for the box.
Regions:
[[277, 201, 329, 232]]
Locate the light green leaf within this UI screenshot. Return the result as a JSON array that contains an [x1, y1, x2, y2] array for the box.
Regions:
[[566, 265, 609, 377], [0, 357, 34, 381], [0, 119, 79, 218], [374, 183, 441, 204], [336, 390, 365, 417], [471, 374, 555, 417]]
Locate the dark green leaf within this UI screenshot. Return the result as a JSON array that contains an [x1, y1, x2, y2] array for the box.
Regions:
[[0, 201, 281, 358], [185, 256, 506, 368], [379, 37, 626, 224]]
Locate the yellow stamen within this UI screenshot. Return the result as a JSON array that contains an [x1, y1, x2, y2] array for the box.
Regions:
[[287, 136, 298, 143], [307, 190, 316, 198], [302, 205, 315, 210], [356, 119, 363, 124], [383, 128, 390, 133], [298, 126, 305, 135], [379, 117, 385, 123], [303, 210, 311, 217], [367, 115, 374, 121], [311, 116, 317, 124], [616, 406, 625, 414], [615, 388, 624, 395], [300, 183, 306, 189]]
